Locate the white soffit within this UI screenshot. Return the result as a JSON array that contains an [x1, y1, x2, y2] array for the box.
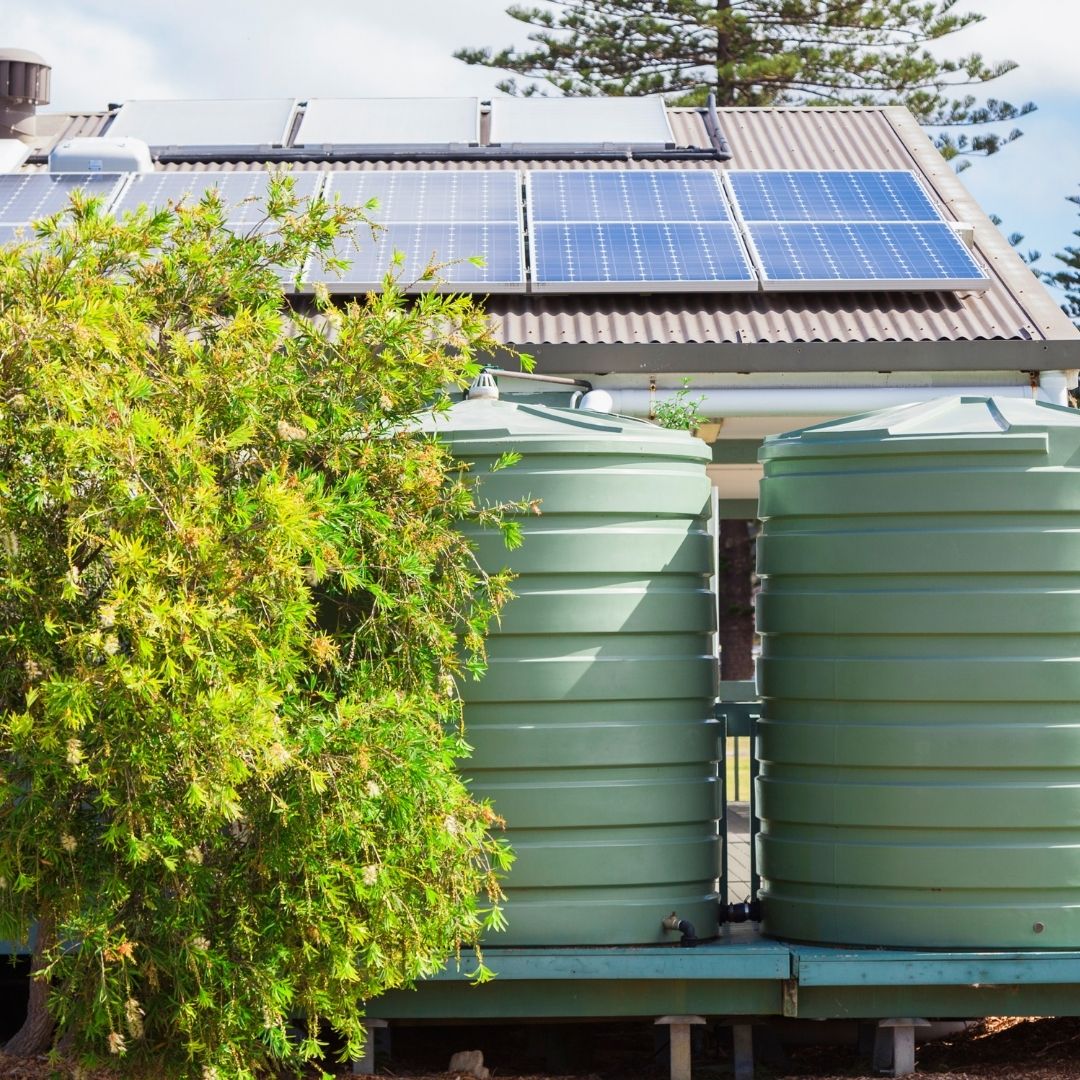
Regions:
[[489, 95, 675, 146], [106, 98, 298, 147], [296, 97, 480, 146]]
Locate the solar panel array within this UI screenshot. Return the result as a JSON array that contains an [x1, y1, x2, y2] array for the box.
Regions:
[[527, 170, 755, 292], [111, 171, 322, 227], [725, 170, 987, 291], [0, 167, 988, 296], [307, 171, 525, 292], [0, 173, 125, 246]]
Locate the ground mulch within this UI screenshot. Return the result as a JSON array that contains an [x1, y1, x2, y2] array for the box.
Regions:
[[3, 1018, 1080, 1078]]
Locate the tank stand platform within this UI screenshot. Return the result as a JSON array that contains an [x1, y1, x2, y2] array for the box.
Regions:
[[371, 927, 1080, 1078], [374, 925, 1080, 1022]]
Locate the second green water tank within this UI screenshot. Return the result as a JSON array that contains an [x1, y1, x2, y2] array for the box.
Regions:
[[757, 396, 1080, 948], [424, 397, 717, 946]]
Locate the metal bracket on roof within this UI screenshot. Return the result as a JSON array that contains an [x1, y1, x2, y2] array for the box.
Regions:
[[702, 93, 733, 160], [127, 146, 729, 166]]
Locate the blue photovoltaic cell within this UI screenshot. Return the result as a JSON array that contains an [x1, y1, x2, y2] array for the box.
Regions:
[[528, 170, 731, 224], [747, 221, 987, 290], [324, 171, 520, 223], [727, 170, 942, 223], [0, 173, 125, 224], [526, 169, 754, 290], [111, 170, 323, 225], [306, 223, 523, 291], [725, 170, 946, 223], [307, 171, 525, 292], [531, 222, 751, 287]]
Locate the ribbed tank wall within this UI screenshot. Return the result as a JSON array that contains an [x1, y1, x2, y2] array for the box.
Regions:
[[429, 401, 718, 946], [756, 397, 1080, 949]]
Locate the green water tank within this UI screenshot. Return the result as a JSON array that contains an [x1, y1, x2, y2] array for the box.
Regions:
[[423, 397, 717, 946], [756, 396, 1080, 949]]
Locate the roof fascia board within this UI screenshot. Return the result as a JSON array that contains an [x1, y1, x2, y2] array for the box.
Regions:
[[505, 339, 1080, 374], [881, 105, 1080, 343]]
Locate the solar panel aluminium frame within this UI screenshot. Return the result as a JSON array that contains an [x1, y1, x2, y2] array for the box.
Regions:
[[304, 170, 527, 294], [722, 169, 990, 293], [524, 168, 759, 294]]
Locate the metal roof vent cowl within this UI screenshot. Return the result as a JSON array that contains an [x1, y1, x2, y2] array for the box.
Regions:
[[467, 370, 500, 401], [0, 47, 50, 138]]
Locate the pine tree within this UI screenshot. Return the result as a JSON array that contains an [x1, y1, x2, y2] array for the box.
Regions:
[[1042, 187, 1080, 326], [457, 0, 1033, 163]]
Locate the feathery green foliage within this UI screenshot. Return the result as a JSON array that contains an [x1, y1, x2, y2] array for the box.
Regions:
[[0, 177, 516, 1077], [457, 0, 1033, 164], [1039, 187, 1080, 326]]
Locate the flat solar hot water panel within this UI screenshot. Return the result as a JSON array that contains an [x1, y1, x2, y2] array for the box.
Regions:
[[526, 169, 756, 292]]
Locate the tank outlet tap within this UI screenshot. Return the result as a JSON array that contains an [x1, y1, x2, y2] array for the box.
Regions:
[[662, 912, 700, 947]]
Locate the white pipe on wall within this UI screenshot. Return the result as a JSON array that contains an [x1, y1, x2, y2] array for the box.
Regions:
[[579, 384, 1042, 418], [1038, 370, 1079, 407]]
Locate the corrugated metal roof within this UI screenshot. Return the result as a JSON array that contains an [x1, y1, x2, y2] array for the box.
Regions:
[[17, 103, 1079, 359]]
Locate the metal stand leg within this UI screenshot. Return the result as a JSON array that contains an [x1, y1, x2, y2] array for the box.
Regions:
[[351, 1018, 388, 1075], [655, 1015, 706, 1080], [872, 1018, 929, 1077], [732, 1023, 754, 1080]]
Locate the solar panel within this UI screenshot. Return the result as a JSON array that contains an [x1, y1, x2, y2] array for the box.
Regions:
[[744, 221, 988, 291], [107, 99, 298, 147], [725, 169, 988, 292], [111, 170, 323, 226], [305, 171, 525, 293], [526, 169, 755, 292], [0, 173, 126, 226], [528, 170, 733, 224], [726, 170, 941, 223], [296, 98, 480, 146], [490, 96, 674, 147]]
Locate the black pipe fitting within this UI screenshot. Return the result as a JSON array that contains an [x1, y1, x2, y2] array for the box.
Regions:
[[721, 900, 762, 924]]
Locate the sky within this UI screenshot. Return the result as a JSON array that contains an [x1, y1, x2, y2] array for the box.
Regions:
[[8, 0, 1080, 277]]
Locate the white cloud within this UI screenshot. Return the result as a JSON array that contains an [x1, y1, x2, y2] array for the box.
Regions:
[[7, 5, 180, 109]]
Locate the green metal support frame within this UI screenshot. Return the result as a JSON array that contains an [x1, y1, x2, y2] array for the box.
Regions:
[[372, 939, 1080, 1022]]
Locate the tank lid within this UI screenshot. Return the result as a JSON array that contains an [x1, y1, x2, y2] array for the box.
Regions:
[[769, 396, 1080, 446], [422, 397, 672, 436], [418, 397, 710, 458]]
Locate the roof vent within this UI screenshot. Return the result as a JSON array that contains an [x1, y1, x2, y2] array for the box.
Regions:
[[0, 47, 50, 138], [49, 136, 153, 174], [467, 370, 500, 401]]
